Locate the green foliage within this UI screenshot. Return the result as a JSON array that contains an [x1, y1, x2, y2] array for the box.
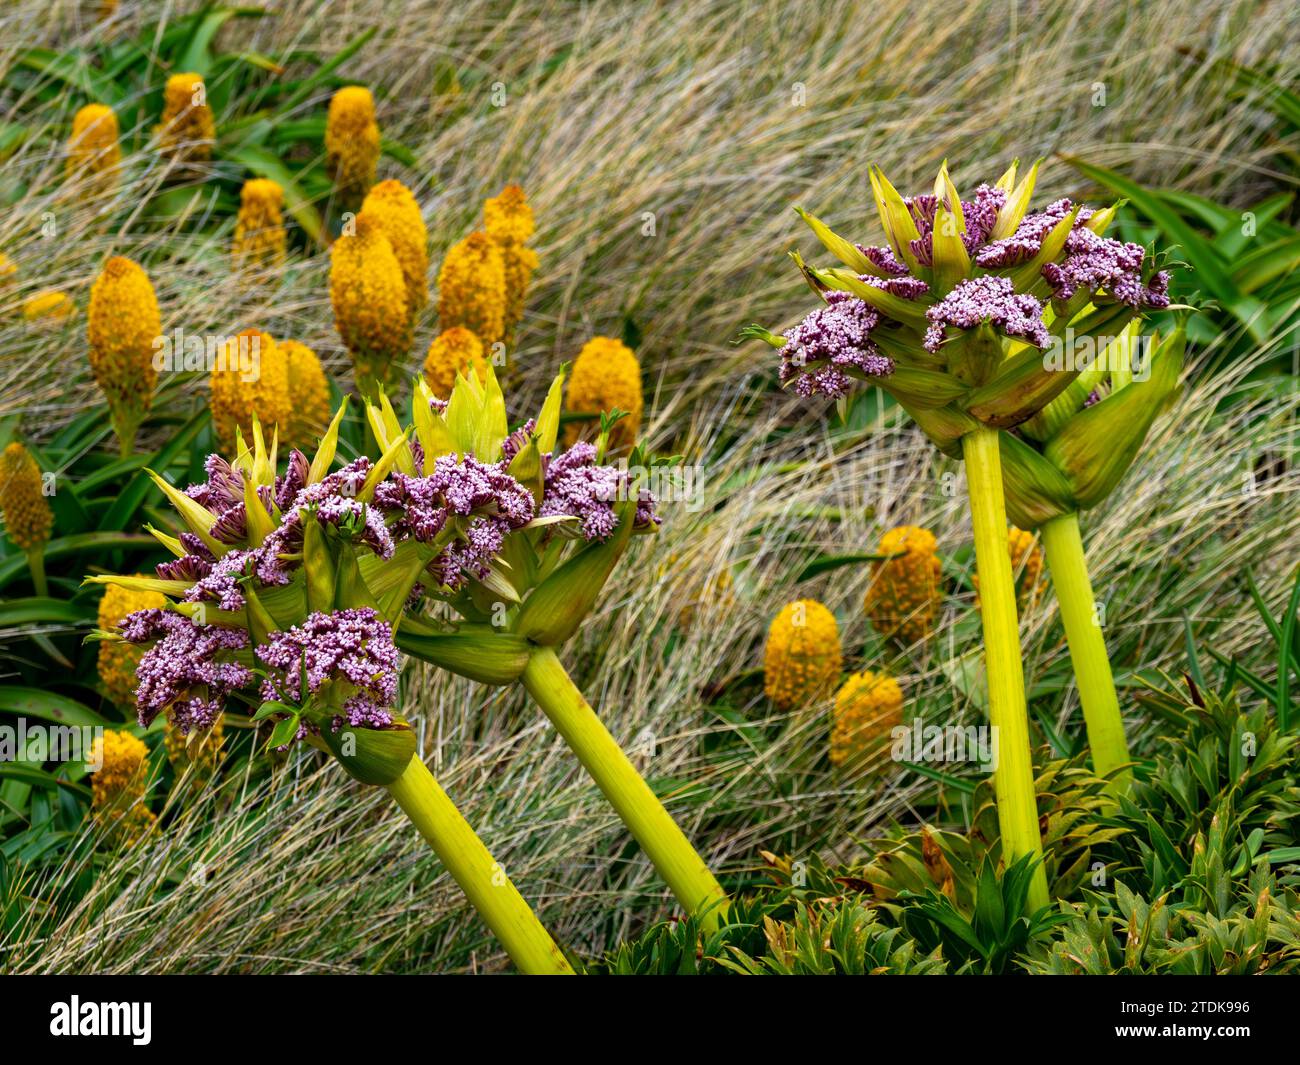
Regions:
[[1066, 156, 1300, 368], [896, 855, 1064, 974], [1025, 868, 1300, 974], [594, 855, 945, 974]]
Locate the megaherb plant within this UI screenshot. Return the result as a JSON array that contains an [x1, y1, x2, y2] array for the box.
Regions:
[[744, 161, 1174, 910], [89, 417, 575, 975], [89, 360, 726, 971]]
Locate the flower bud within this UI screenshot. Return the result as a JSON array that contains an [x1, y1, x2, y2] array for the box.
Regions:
[[0, 442, 53, 552], [763, 599, 842, 711], [325, 86, 380, 211]]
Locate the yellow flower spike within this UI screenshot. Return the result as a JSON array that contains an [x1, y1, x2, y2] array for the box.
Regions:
[[1007, 526, 1046, 611], [499, 241, 539, 346], [165, 715, 225, 781], [484, 184, 536, 244], [0, 442, 53, 553], [863, 525, 943, 647], [0, 252, 16, 283], [830, 670, 904, 769], [484, 185, 539, 345], [90, 729, 148, 807], [991, 159, 1041, 241], [87, 256, 161, 457], [158, 73, 214, 164], [763, 599, 843, 712], [96, 581, 166, 708], [423, 327, 488, 399], [208, 330, 292, 453], [436, 231, 507, 346], [279, 339, 331, 449], [325, 85, 380, 210], [90, 729, 155, 845], [563, 336, 643, 452], [65, 103, 121, 194], [330, 211, 411, 396], [361, 179, 428, 319], [232, 178, 287, 276], [22, 290, 77, 323]]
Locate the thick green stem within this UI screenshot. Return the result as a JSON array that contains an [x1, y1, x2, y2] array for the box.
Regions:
[[386, 754, 574, 975], [961, 427, 1049, 911], [520, 646, 728, 930], [1040, 511, 1132, 790]]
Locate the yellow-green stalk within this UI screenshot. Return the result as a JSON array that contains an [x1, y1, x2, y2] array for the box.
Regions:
[[521, 647, 728, 930], [1039, 512, 1128, 786], [999, 325, 1186, 788], [963, 427, 1048, 910], [388, 755, 575, 974]]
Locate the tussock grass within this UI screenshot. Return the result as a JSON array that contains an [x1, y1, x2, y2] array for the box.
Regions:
[[0, 0, 1297, 972]]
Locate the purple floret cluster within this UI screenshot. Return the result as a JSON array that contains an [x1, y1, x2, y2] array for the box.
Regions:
[[1042, 227, 1171, 308], [121, 609, 252, 732], [778, 290, 895, 399], [780, 178, 1173, 398], [924, 276, 1051, 353], [903, 184, 1007, 265], [374, 453, 536, 590], [540, 442, 658, 539], [257, 607, 400, 730]]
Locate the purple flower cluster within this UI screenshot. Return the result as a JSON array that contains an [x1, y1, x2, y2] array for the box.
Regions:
[[1042, 227, 1171, 308], [904, 184, 1007, 265], [256, 607, 400, 730], [973, 198, 1077, 268], [374, 454, 535, 590], [778, 290, 895, 398], [539, 442, 658, 540], [924, 276, 1051, 353], [120, 609, 252, 732], [257, 457, 391, 585]]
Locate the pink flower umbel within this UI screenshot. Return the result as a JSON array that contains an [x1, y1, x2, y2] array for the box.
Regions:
[[257, 607, 401, 730]]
